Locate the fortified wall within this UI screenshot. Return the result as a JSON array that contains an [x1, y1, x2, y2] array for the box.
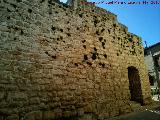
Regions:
[[0, 0, 152, 119]]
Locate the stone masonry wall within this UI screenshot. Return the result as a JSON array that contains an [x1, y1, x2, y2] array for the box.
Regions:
[[0, 0, 152, 119]]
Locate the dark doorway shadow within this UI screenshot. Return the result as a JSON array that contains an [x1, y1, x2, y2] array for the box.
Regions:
[[128, 66, 143, 104]]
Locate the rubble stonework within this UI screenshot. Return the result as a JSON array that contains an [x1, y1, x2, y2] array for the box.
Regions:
[[0, 0, 152, 119]]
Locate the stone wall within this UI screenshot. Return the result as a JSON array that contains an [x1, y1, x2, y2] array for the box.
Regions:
[[0, 0, 151, 119]]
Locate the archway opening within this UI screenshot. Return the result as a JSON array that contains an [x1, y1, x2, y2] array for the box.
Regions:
[[128, 66, 143, 104]]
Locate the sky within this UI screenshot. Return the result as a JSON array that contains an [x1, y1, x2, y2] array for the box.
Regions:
[[60, 0, 160, 47]]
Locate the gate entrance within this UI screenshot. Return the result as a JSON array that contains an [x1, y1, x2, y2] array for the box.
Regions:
[[128, 66, 143, 104]]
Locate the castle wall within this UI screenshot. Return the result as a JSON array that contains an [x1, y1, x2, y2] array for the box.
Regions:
[[0, 0, 151, 119]]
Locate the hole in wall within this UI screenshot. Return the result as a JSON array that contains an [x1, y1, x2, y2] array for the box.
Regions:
[[128, 38, 133, 42], [104, 54, 107, 58], [74, 63, 78, 67], [11, 4, 17, 8], [82, 40, 86, 43], [92, 53, 97, 60], [93, 19, 99, 27], [60, 36, 63, 40], [14, 27, 19, 30], [84, 25, 87, 28], [60, 29, 63, 32], [99, 63, 102, 66], [132, 44, 135, 49], [84, 55, 88, 60], [97, 53, 99, 56], [7, 16, 10, 20], [67, 28, 70, 31], [45, 51, 49, 55], [113, 23, 116, 27], [99, 63, 105, 68], [67, 33, 71, 37], [51, 26, 56, 31], [111, 40, 114, 43], [99, 37, 103, 42], [94, 47, 97, 51], [28, 9, 32, 13], [93, 15, 97, 19], [45, 51, 57, 59], [102, 42, 105, 47], [83, 45, 86, 49], [140, 51, 142, 54], [16, 0, 22, 2], [59, 36, 63, 40], [40, 0, 45, 3], [101, 63, 105, 68], [108, 29, 110, 34], [87, 62, 92, 66], [20, 30, 24, 35], [79, 14, 83, 18], [52, 55, 56, 59], [7, 8, 11, 12], [96, 31, 100, 35], [101, 28, 105, 33]]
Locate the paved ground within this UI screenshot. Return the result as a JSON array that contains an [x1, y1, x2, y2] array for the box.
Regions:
[[108, 101, 160, 120]]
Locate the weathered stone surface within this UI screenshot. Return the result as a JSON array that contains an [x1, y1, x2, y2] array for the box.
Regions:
[[6, 114, 19, 120], [24, 111, 42, 120], [0, 92, 5, 101], [0, 0, 152, 119], [7, 92, 27, 102], [43, 111, 56, 120]]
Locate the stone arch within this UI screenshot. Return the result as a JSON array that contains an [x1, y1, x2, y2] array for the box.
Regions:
[[127, 66, 143, 104]]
